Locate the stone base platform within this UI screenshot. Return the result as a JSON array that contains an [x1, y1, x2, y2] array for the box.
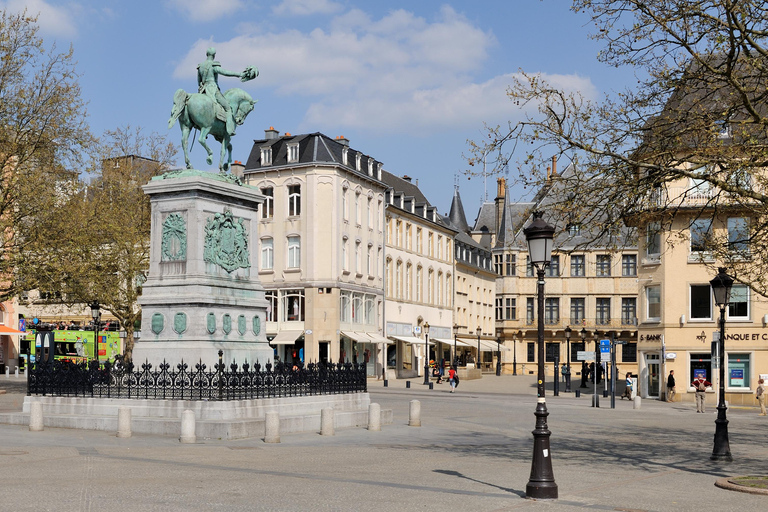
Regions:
[[0, 393, 392, 440]]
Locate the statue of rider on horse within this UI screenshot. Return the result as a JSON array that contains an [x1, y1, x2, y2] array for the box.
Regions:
[[168, 47, 258, 173]]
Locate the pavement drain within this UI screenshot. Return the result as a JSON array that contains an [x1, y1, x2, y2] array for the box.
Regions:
[[715, 475, 768, 495]]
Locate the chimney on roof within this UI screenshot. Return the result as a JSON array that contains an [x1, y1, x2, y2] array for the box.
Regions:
[[402, 175, 412, 183], [496, 177, 506, 200], [265, 127, 279, 140], [231, 161, 244, 178], [336, 135, 349, 147], [551, 155, 557, 177]]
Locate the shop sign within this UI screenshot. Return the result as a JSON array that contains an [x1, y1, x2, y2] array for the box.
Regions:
[[665, 352, 676, 359], [730, 369, 744, 386], [639, 334, 663, 341], [577, 351, 595, 360]]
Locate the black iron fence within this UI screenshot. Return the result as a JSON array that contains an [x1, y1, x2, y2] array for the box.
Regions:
[[27, 350, 367, 400]]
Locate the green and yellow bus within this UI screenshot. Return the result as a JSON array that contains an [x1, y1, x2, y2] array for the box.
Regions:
[[20, 329, 122, 367]]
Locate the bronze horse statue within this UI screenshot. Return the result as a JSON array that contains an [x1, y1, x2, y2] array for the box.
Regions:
[[168, 88, 256, 172]]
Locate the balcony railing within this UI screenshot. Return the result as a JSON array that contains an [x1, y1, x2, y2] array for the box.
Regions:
[[522, 317, 639, 329]]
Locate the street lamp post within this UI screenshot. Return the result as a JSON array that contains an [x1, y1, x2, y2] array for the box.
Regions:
[[496, 336, 502, 376], [423, 322, 431, 385], [580, 328, 588, 388], [513, 333, 518, 376], [710, 267, 734, 462], [524, 211, 558, 500], [453, 323, 459, 369], [476, 326, 482, 371], [89, 301, 101, 367], [564, 326, 572, 393]]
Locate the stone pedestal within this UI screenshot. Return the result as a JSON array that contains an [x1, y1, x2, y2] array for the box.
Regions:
[[134, 170, 272, 369]]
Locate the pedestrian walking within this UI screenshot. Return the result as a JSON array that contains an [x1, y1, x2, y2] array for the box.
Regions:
[[756, 378, 766, 416], [448, 366, 458, 393], [691, 374, 712, 413], [621, 372, 633, 400], [666, 370, 676, 402]]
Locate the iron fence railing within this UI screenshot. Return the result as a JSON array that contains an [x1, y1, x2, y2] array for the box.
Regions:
[[27, 350, 367, 400]]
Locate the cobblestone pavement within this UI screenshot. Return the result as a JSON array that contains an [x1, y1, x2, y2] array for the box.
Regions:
[[1, 374, 766, 511]]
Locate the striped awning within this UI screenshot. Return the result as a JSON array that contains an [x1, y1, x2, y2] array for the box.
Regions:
[[432, 337, 473, 347], [360, 332, 394, 344], [391, 335, 435, 346]]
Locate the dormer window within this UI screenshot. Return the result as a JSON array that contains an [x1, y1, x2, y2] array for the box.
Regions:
[[287, 143, 299, 163], [567, 223, 581, 236], [342, 147, 349, 166], [355, 154, 361, 171], [368, 159, 374, 176], [261, 147, 272, 166]]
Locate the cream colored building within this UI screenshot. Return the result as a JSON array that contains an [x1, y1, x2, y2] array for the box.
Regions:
[[380, 172, 456, 378], [485, 172, 640, 380], [243, 129, 389, 376], [628, 178, 768, 405]]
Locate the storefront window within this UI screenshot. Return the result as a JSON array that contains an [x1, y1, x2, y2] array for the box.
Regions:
[[690, 353, 712, 384], [727, 353, 750, 388]]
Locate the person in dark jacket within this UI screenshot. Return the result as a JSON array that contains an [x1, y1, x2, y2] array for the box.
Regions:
[[666, 370, 676, 402]]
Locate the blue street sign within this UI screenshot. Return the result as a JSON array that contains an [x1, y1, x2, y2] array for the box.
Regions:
[[600, 339, 611, 358]]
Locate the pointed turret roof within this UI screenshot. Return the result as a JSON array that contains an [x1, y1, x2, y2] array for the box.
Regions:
[[448, 186, 470, 233]]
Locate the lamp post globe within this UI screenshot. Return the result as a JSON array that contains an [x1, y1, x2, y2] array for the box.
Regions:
[[423, 322, 431, 386], [523, 211, 558, 500], [709, 267, 734, 462]]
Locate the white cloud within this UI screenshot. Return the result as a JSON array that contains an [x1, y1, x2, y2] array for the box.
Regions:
[[172, 6, 597, 135], [2, 0, 78, 37], [273, 0, 342, 16], [166, 0, 243, 22]]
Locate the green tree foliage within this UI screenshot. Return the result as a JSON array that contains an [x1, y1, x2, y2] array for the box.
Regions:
[[470, 0, 768, 295], [0, 10, 91, 300], [30, 126, 176, 361]]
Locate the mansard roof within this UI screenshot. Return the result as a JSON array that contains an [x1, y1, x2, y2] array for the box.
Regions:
[[244, 131, 384, 184]]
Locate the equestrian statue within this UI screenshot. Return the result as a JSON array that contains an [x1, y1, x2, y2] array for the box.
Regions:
[[168, 47, 258, 172]]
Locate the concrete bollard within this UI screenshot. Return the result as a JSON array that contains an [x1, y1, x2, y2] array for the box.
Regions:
[[4, 367, 8, 378], [179, 409, 196, 443], [592, 395, 600, 408], [633, 396, 642, 410], [116, 407, 132, 438], [409, 400, 421, 427], [264, 411, 280, 443], [29, 401, 44, 431], [368, 403, 381, 432], [15, 367, 19, 377], [321, 408, 335, 436]]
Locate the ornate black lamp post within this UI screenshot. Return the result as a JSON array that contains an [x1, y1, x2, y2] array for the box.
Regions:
[[513, 333, 518, 376], [496, 335, 502, 376], [523, 211, 558, 500], [476, 326, 482, 370], [580, 328, 588, 388], [90, 301, 101, 366], [453, 323, 459, 368], [423, 322, 431, 385], [710, 267, 734, 462], [564, 326, 572, 392]]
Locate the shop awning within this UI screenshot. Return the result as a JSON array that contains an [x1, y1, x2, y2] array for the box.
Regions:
[[360, 332, 394, 344], [457, 337, 511, 351], [391, 335, 434, 346], [269, 330, 303, 345], [0, 325, 25, 335], [340, 331, 371, 343], [432, 337, 473, 347]]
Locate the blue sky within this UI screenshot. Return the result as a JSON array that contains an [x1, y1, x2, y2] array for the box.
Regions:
[[6, 0, 635, 218]]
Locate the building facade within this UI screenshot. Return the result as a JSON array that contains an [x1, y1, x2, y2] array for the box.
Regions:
[[243, 129, 389, 376]]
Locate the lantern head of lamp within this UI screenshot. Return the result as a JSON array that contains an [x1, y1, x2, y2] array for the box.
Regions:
[[476, 326, 482, 336], [90, 301, 101, 321], [564, 326, 571, 340], [423, 322, 430, 335], [580, 327, 587, 341], [710, 267, 734, 308], [524, 211, 556, 268]]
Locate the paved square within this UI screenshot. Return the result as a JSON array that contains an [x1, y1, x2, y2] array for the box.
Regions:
[[1, 375, 766, 511]]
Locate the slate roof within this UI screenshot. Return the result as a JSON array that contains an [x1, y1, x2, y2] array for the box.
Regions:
[[447, 187, 470, 233], [243, 131, 385, 186]]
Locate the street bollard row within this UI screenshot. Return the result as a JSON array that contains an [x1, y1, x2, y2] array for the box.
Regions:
[[27, 402, 389, 441]]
